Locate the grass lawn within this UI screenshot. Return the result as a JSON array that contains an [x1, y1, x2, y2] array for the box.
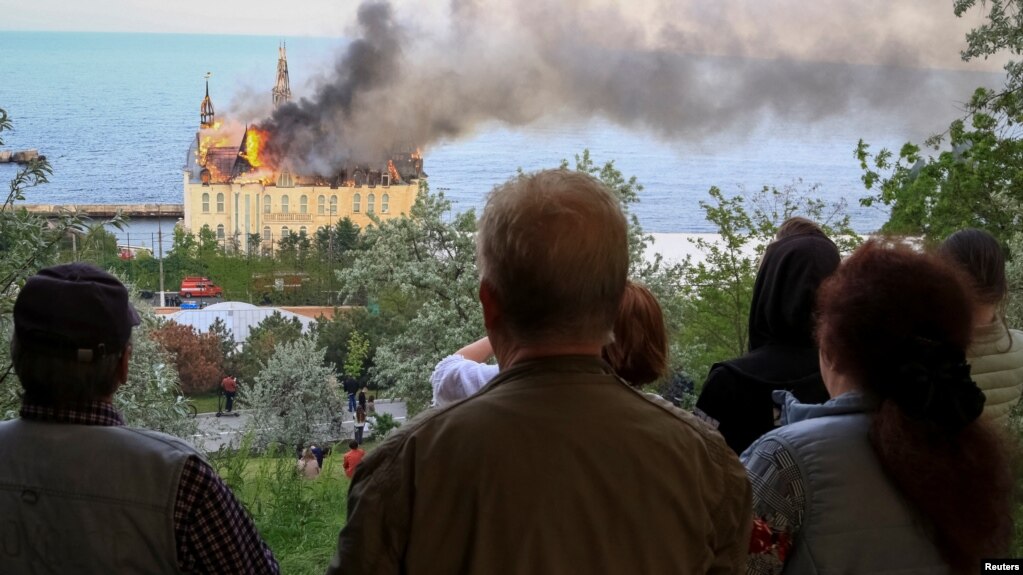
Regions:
[[210, 441, 375, 574], [186, 392, 222, 414]]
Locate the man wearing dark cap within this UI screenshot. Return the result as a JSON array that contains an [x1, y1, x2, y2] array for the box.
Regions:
[[0, 263, 279, 574]]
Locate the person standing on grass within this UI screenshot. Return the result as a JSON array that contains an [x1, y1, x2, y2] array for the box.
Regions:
[[221, 373, 238, 412], [326, 169, 751, 575], [342, 375, 358, 413], [0, 263, 279, 574], [357, 387, 367, 411], [342, 440, 365, 479], [354, 406, 367, 445]]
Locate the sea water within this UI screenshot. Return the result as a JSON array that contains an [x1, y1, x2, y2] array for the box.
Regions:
[[0, 31, 1005, 250]]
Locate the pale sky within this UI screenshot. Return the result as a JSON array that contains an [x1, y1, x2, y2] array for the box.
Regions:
[[0, 0, 1005, 73]]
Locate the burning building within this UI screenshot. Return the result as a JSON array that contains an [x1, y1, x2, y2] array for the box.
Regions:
[[182, 44, 423, 251]]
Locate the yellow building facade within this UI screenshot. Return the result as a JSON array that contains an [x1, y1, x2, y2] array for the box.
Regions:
[[181, 175, 420, 249], [182, 48, 423, 250]]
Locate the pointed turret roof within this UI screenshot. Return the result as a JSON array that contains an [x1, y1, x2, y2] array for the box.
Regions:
[[272, 42, 291, 110]]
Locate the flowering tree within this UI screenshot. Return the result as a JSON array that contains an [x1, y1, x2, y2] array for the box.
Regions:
[[245, 335, 344, 449]]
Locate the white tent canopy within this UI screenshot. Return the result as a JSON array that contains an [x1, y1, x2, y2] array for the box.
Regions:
[[164, 301, 314, 345]]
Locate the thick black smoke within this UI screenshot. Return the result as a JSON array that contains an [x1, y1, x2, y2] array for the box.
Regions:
[[252, 0, 1003, 174]]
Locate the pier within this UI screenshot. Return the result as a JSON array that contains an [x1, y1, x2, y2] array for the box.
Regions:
[[20, 204, 184, 219]]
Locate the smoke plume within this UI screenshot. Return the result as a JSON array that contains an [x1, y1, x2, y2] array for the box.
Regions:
[[253, 0, 1004, 174]]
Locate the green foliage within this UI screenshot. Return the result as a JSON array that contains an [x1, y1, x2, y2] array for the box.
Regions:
[[1, 109, 188, 434], [208, 441, 350, 575], [315, 217, 361, 265], [313, 308, 375, 374], [856, 112, 1023, 244], [955, 1, 1023, 117], [337, 181, 483, 413], [1006, 231, 1023, 329], [235, 311, 304, 383], [369, 412, 400, 440], [343, 329, 370, 379], [119, 314, 198, 439], [677, 182, 860, 384], [857, 2, 1023, 245], [245, 335, 344, 449]]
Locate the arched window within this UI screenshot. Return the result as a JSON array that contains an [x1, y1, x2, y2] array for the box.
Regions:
[[281, 195, 290, 214], [263, 194, 271, 214], [262, 226, 271, 241], [202, 193, 210, 213], [299, 226, 307, 236], [317, 195, 325, 215], [330, 195, 338, 216], [381, 193, 390, 213], [281, 226, 290, 238], [300, 195, 308, 214], [216, 192, 225, 213], [367, 193, 375, 214], [353, 193, 361, 213], [216, 224, 225, 240]]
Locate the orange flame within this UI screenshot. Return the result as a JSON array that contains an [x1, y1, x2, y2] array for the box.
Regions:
[[387, 160, 401, 183], [198, 121, 232, 165], [242, 127, 270, 168]]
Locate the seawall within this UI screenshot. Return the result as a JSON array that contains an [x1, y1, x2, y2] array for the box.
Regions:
[[21, 203, 184, 218]]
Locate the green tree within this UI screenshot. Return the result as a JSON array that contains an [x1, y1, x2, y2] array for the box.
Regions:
[[676, 182, 860, 385], [119, 313, 198, 439], [858, 2, 1023, 245], [1, 109, 193, 435], [197, 225, 218, 258], [338, 182, 481, 412], [343, 329, 371, 380], [245, 335, 344, 449], [234, 311, 304, 383]]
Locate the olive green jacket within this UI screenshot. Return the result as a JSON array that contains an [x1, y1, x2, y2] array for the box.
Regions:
[[326, 356, 751, 575]]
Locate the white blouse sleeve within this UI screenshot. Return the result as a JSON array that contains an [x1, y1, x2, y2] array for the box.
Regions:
[[430, 355, 500, 407]]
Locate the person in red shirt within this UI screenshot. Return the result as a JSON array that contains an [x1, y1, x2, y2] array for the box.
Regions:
[[342, 440, 365, 479], [221, 375, 238, 412]]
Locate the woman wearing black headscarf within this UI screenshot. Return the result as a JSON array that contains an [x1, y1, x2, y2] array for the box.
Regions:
[[695, 219, 841, 454]]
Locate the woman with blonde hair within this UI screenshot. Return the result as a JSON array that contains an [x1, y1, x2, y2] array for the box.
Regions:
[[296, 447, 320, 479]]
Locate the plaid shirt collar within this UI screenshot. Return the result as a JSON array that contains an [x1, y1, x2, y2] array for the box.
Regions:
[[20, 400, 125, 426]]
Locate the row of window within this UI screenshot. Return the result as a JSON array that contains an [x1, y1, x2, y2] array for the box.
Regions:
[[201, 193, 390, 214], [212, 225, 328, 241]]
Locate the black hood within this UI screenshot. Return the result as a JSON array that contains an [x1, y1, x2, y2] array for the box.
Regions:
[[747, 232, 841, 350]]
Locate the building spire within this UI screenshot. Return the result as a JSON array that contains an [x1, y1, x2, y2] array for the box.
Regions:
[[200, 72, 215, 129], [272, 42, 292, 110]]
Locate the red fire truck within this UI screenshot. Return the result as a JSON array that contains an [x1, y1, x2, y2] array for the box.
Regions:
[[178, 276, 223, 299]]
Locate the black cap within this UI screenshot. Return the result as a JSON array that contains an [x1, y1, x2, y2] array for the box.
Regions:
[[14, 263, 141, 362]]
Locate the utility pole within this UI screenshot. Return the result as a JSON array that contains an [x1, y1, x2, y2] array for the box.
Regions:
[[158, 204, 166, 307]]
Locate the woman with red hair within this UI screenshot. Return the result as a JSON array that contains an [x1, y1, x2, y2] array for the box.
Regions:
[[744, 240, 1013, 574]]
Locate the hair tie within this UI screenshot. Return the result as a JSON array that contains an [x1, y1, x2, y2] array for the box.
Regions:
[[887, 338, 985, 431]]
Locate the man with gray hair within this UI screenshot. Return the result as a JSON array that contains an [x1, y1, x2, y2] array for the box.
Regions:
[[0, 263, 278, 574], [327, 169, 751, 574]]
